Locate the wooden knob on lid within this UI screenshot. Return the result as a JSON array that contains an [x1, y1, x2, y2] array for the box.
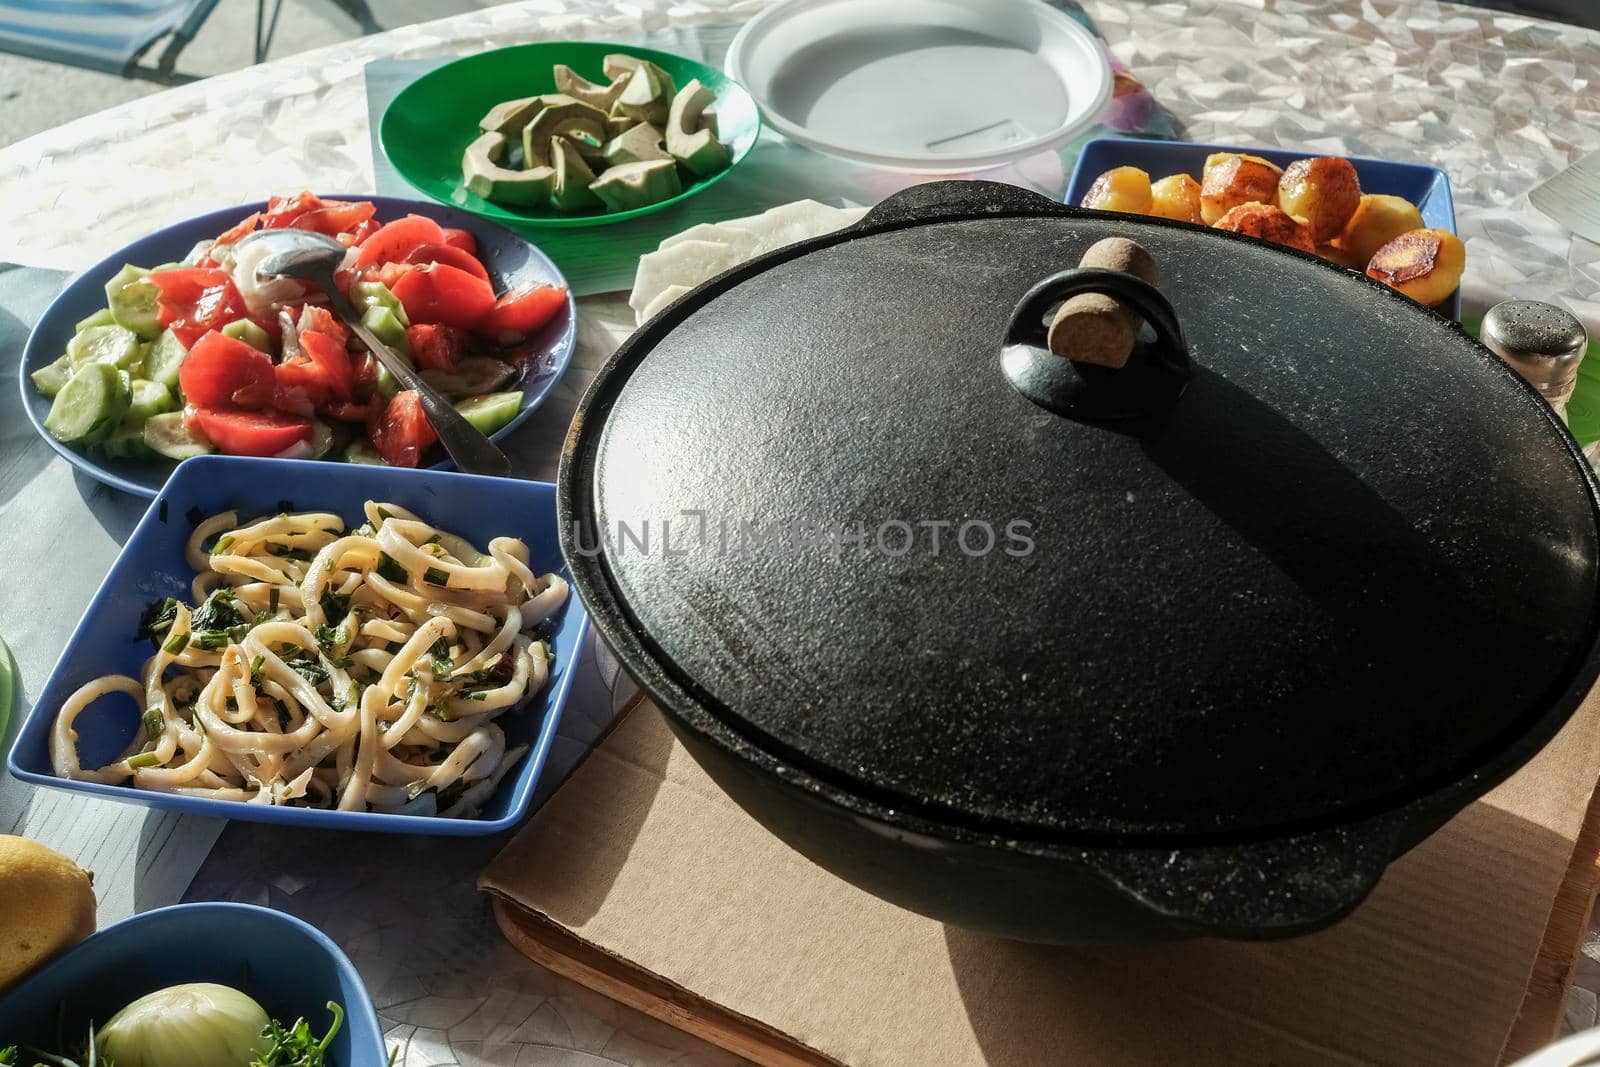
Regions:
[[1046, 237, 1161, 368]]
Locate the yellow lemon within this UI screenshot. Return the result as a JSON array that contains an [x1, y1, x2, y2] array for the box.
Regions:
[[0, 834, 96, 992]]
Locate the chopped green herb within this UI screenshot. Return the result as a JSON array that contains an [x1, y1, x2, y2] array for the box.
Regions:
[[375, 552, 407, 583], [249, 999, 344, 1067], [468, 691, 488, 702], [423, 566, 450, 587], [314, 624, 339, 652], [353, 522, 375, 537], [426, 533, 442, 545], [211, 534, 234, 554], [282, 649, 329, 686], [267, 543, 312, 562], [191, 587, 249, 634], [429, 636, 454, 681], [143, 707, 164, 740], [126, 751, 160, 769], [163, 631, 190, 655], [429, 701, 456, 721], [319, 590, 351, 626], [270, 587, 281, 615], [376, 506, 394, 521], [275, 699, 291, 731], [250, 654, 266, 683], [329, 680, 358, 713], [139, 596, 181, 643]]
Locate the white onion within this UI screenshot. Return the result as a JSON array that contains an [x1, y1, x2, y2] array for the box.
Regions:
[[96, 982, 270, 1067], [229, 238, 307, 315]]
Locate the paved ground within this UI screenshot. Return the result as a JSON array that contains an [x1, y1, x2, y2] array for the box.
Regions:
[[0, 0, 498, 148]]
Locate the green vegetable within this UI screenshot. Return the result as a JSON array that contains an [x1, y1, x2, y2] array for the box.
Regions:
[[423, 566, 450, 587], [351, 280, 410, 327], [143, 707, 164, 740], [163, 631, 190, 655], [249, 1001, 345, 1067], [454, 391, 523, 436], [97, 983, 271, 1067], [30, 354, 74, 398], [140, 329, 187, 391], [75, 307, 117, 333], [665, 78, 729, 177], [221, 317, 272, 353], [589, 158, 682, 211], [142, 411, 212, 460], [44, 362, 129, 444], [461, 130, 555, 207], [139, 596, 180, 641], [361, 304, 409, 351], [101, 417, 157, 460], [375, 551, 407, 582], [103, 264, 162, 339], [343, 439, 386, 465], [67, 324, 141, 370], [126, 751, 160, 769], [127, 379, 175, 420]]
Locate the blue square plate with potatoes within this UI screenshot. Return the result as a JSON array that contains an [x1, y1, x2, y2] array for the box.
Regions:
[[6, 455, 588, 836], [1065, 137, 1460, 318]]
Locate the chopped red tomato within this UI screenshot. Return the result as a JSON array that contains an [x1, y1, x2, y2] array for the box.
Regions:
[[370, 391, 438, 468], [325, 399, 380, 423], [441, 228, 478, 256], [350, 350, 378, 391], [298, 304, 349, 346], [191, 407, 314, 457], [291, 200, 378, 237], [354, 215, 445, 269], [147, 269, 252, 347], [213, 212, 262, 247], [297, 329, 355, 400], [179, 331, 276, 409], [390, 263, 496, 329], [366, 262, 413, 290], [261, 192, 325, 230], [347, 218, 381, 246], [403, 242, 490, 283], [476, 284, 567, 338], [405, 323, 466, 371]]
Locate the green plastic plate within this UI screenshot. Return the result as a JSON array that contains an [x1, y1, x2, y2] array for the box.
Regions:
[[1463, 313, 1600, 447], [380, 42, 762, 228], [0, 635, 14, 743]]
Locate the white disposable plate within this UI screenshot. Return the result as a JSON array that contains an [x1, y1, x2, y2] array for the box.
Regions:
[[726, 0, 1113, 173]]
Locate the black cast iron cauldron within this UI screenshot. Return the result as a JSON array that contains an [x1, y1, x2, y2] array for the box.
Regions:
[[558, 180, 1600, 943]]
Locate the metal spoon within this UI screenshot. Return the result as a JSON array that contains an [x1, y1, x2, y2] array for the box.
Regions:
[[238, 228, 512, 477]]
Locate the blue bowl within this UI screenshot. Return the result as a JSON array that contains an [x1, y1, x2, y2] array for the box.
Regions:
[[0, 903, 384, 1062], [7, 455, 589, 836], [18, 193, 579, 498], [1065, 137, 1461, 318]]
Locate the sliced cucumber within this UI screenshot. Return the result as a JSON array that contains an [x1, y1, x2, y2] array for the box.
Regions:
[[103, 264, 161, 339], [75, 308, 117, 333], [222, 317, 272, 353], [344, 439, 387, 465], [375, 363, 401, 400], [142, 329, 187, 391], [142, 411, 213, 460], [421, 356, 515, 399], [43, 363, 129, 444], [362, 305, 410, 352], [352, 281, 410, 328], [455, 392, 524, 436], [30, 354, 74, 398], [67, 324, 141, 369], [101, 417, 157, 460], [128, 378, 176, 420], [304, 419, 338, 459]]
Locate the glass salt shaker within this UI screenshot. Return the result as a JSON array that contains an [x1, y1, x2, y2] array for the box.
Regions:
[[1480, 300, 1587, 420]]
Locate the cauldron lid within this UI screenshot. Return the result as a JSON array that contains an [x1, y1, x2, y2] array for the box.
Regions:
[[561, 181, 1600, 843]]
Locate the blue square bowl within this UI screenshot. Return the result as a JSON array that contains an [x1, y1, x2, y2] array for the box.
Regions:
[[6, 455, 588, 836], [1065, 137, 1460, 318], [0, 903, 384, 1061]]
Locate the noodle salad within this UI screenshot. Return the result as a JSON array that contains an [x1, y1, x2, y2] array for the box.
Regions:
[[50, 501, 568, 819]]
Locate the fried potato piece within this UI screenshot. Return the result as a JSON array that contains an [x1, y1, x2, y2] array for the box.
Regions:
[[1336, 193, 1425, 265], [1081, 166, 1153, 214], [1200, 153, 1284, 224], [1149, 174, 1203, 223], [1212, 202, 1316, 253], [1277, 157, 1361, 242], [1366, 228, 1466, 307]]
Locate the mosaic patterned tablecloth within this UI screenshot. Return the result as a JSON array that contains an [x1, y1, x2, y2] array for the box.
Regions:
[[3, 0, 1600, 1062]]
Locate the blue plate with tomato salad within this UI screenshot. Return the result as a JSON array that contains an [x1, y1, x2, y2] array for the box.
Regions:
[[18, 193, 578, 498]]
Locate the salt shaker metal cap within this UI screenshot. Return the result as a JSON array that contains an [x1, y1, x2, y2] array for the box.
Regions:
[[1480, 300, 1587, 416]]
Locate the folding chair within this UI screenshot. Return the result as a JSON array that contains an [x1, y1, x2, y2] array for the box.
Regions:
[[0, 0, 227, 84]]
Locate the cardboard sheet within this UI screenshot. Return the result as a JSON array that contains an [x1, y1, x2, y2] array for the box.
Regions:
[[482, 692, 1600, 1066]]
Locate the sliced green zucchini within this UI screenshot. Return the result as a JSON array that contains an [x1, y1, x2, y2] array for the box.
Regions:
[[30, 354, 74, 398], [455, 392, 524, 436], [128, 378, 176, 420], [420, 356, 515, 399], [101, 417, 157, 460], [67, 324, 142, 369], [75, 308, 117, 333], [142, 411, 213, 460], [344, 439, 387, 465], [222, 318, 272, 353], [142, 329, 187, 391], [44, 363, 129, 444], [103, 264, 162, 339]]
